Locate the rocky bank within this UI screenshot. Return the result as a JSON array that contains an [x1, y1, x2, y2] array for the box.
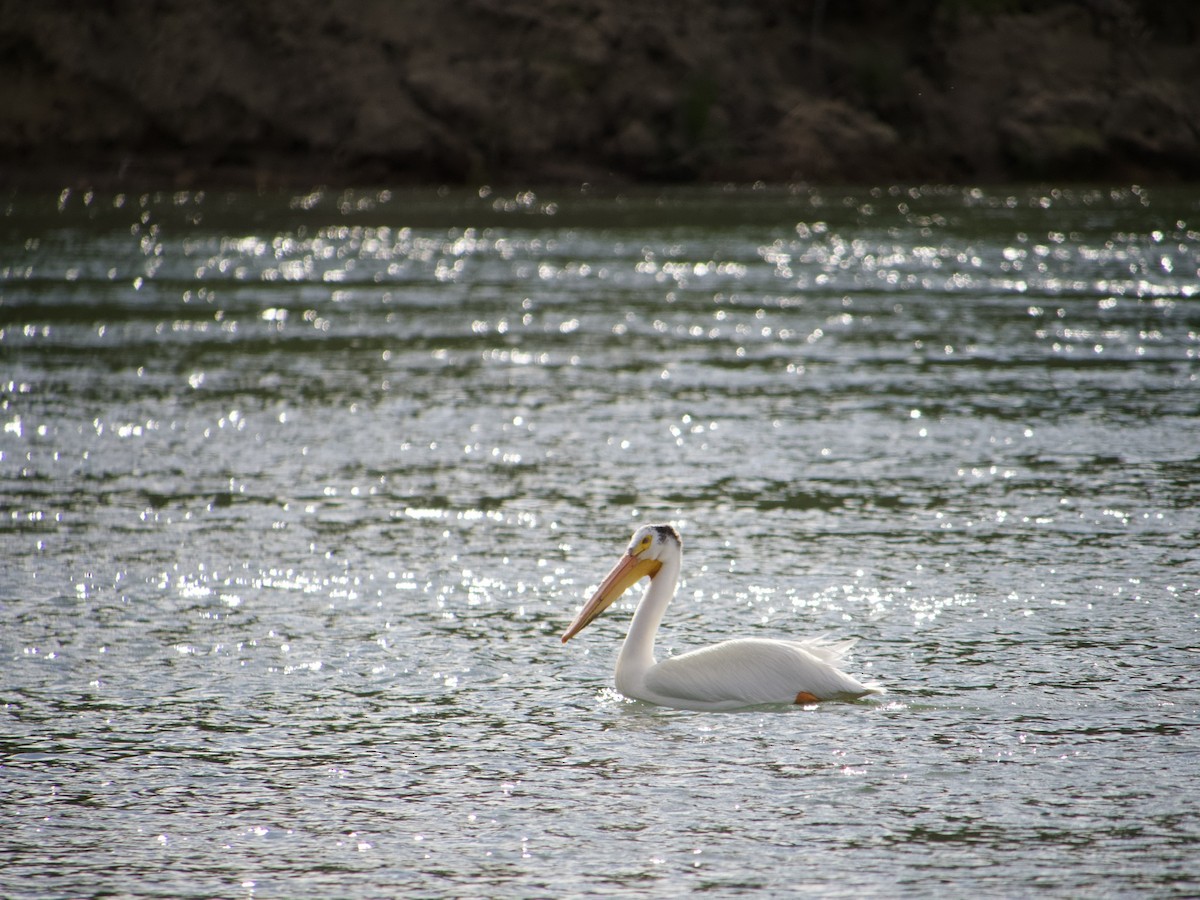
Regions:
[[2, 0, 1198, 188]]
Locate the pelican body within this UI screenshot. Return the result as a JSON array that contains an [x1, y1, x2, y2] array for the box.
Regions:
[[561, 524, 883, 711]]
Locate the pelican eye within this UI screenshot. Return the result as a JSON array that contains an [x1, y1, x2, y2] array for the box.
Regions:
[[633, 534, 653, 554]]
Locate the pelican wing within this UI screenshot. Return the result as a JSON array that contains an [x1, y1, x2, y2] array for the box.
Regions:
[[645, 637, 883, 707], [783, 635, 860, 662]]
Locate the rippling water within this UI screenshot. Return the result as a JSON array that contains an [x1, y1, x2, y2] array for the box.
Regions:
[[3, 183, 1199, 898]]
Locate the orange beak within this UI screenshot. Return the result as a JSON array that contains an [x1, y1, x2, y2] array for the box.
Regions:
[[561, 551, 662, 642]]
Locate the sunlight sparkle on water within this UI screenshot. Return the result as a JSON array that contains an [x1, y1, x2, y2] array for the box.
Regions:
[[1, 184, 1197, 899]]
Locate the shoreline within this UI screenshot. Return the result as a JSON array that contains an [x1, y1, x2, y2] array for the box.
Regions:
[[4, 2, 1198, 194]]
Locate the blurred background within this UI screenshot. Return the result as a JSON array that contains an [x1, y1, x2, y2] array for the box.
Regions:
[[3, 0, 1199, 189]]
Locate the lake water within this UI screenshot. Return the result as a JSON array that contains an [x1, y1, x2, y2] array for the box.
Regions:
[[2, 183, 1198, 898]]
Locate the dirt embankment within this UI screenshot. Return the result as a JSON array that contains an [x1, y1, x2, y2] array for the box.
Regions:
[[2, 0, 1197, 188]]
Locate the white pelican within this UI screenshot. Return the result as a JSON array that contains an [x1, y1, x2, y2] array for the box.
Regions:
[[562, 524, 884, 710]]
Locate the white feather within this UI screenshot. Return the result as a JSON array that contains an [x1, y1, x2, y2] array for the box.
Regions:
[[642, 637, 884, 710], [564, 524, 885, 711]]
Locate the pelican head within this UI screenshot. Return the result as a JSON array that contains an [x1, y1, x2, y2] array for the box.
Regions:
[[561, 524, 681, 643]]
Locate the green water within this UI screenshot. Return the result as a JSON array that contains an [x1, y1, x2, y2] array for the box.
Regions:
[[2, 184, 1199, 897]]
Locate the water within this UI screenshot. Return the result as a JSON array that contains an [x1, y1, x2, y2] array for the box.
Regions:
[[2, 183, 1199, 898]]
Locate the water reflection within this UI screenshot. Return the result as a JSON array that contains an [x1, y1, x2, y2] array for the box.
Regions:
[[1, 184, 1199, 898]]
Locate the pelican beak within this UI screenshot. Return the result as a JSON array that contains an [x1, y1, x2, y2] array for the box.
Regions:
[[561, 551, 662, 643]]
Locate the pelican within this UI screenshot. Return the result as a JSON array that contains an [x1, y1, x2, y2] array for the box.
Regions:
[[561, 524, 884, 710]]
